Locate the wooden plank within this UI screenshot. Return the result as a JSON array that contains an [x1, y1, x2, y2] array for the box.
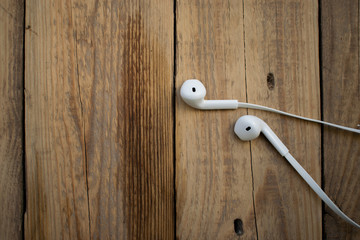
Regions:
[[176, 0, 257, 239], [243, 0, 322, 238], [25, 0, 174, 239], [321, 0, 360, 238], [0, 0, 24, 239], [77, 1, 174, 239], [24, 0, 91, 238]]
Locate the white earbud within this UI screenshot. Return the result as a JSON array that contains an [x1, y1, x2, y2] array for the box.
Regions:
[[180, 79, 238, 109], [180, 79, 360, 133], [234, 115, 289, 156], [234, 115, 360, 229]]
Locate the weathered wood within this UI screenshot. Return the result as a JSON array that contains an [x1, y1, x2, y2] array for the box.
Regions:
[[24, 0, 91, 238], [176, 0, 257, 239], [0, 0, 24, 239], [243, 0, 322, 238], [25, 0, 174, 239], [321, 0, 360, 238]]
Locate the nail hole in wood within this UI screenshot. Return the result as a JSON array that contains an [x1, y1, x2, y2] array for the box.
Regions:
[[267, 73, 275, 90], [234, 218, 244, 236]]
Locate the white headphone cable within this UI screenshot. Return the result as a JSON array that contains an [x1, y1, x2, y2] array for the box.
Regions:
[[284, 152, 360, 229], [238, 102, 360, 134]]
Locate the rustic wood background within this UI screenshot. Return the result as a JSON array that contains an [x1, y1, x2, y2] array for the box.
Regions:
[[0, 0, 359, 239]]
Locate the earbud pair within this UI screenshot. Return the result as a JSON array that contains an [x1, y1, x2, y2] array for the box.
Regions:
[[235, 115, 360, 229], [180, 79, 360, 133], [180, 79, 360, 228]]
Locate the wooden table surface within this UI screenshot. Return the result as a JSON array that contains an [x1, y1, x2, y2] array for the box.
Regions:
[[0, 0, 359, 239]]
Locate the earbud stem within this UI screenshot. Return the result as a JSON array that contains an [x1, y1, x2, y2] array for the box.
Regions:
[[262, 126, 289, 156], [200, 100, 238, 110]]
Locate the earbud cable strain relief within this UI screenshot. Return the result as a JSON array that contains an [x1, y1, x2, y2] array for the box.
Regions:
[[283, 152, 360, 229], [238, 102, 360, 134]]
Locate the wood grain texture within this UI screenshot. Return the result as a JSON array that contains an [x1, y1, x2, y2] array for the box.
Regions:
[[25, 0, 174, 239], [0, 0, 24, 239], [321, 0, 360, 238], [243, 0, 322, 238], [176, 0, 257, 239], [25, 0, 91, 238]]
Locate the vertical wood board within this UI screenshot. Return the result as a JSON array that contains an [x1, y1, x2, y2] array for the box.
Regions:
[[0, 0, 24, 239], [244, 0, 322, 238], [176, 0, 257, 239], [321, 0, 360, 238]]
